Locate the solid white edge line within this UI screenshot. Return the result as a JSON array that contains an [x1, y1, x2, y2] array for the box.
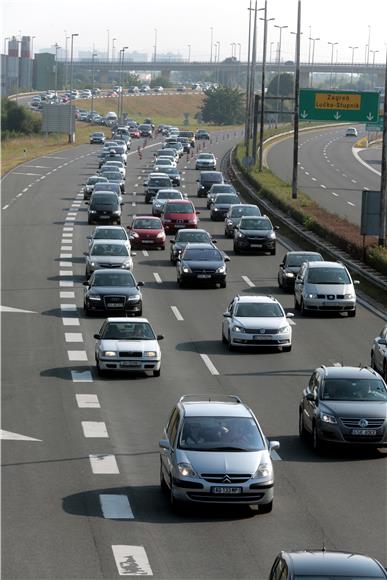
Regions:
[[200, 354, 220, 376]]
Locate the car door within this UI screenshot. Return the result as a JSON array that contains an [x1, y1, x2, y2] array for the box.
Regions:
[[294, 262, 307, 304], [303, 371, 319, 433], [161, 408, 180, 485], [375, 326, 387, 373], [269, 557, 289, 580], [223, 299, 235, 338]]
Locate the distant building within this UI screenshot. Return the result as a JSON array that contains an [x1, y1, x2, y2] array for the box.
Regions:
[[33, 53, 55, 90]]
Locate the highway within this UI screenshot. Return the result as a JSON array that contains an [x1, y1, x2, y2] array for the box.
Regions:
[[266, 125, 382, 226], [1, 129, 386, 579]]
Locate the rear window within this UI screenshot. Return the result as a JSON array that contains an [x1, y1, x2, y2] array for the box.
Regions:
[[133, 219, 162, 229], [240, 217, 272, 230], [201, 173, 223, 183], [149, 178, 171, 186], [94, 228, 126, 240], [94, 183, 120, 193], [230, 206, 260, 217]]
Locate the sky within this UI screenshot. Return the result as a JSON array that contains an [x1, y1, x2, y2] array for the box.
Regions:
[[2, 0, 387, 64]]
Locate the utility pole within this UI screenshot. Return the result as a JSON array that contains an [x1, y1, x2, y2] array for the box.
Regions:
[[349, 45, 358, 88], [210, 27, 214, 62], [259, 0, 274, 171], [291, 0, 301, 200], [248, 0, 258, 150], [244, 0, 253, 154], [54, 43, 60, 94], [274, 24, 288, 126], [328, 41, 338, 88], [379, 48, 387, 247], [91, 51, 97, 114], [68, 33, 78, 144]]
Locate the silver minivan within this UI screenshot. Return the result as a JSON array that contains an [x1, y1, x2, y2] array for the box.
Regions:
[[294, 261, 359, 317]]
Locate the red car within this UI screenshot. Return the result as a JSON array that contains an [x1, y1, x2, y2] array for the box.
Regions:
[[161, 199, 199, 234], [129, 128, 141, 138], [128, 216, 166, 250]]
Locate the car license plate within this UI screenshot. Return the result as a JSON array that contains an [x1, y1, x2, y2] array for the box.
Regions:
[[323, 301, 338, 306], [120, 361, 141, 368], [175, 225, 184, 229], [351, 429, 377, 436], [253, 334, 272, 340], [100, 215, 110, 219], [250, 243, 262, 247], [107, 303, 122, 308], [197, 274, 211, 279], [212, 487, 242, 494], [142, 240, 154, 244]]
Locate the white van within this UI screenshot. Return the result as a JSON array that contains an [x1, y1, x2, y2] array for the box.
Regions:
[[105, 111, 118, 121]]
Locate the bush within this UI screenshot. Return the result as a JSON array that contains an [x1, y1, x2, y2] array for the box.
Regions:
[[1, 98, 41, 137]]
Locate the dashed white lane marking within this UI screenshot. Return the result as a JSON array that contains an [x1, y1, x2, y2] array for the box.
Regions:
[[320, 184, 326, 189], [63, 226, 74, 231], [62, 232, 73, 237], [2, 205, 9, 210], [100, 495, 134, 519], [242, 275, 254, 287], [132, 201, 136, 207], [62, 317, 80, 326], [12, 172, 40, 176], [71, 370, 92, 382], [82, 421, 108, 438], [60, 291, 75, 298], [351, 179, 357, 183], [171, 306, 184, 321], [112, 545, 153, 576], [332, 192, 339, 197], [363, 186, 370, 190], [342, 173, 347, 178], [16, 193, 23, 197], [153, 273, 162, 284], [61, 246, 73, 252], [60, 253, 73, 259], [304, 171, 309, 175], [89, 454, 119, 474], [59, 270, 74, 277], [22, 187, 28, 192], [311, 177, 317, 181], [59, 280, 74, 287], [347, 201, 355, 207], [200, 354, 220, 376], [68, 350, 88, 361], [65, 333, 83, 342], [142, 250, 149, 257], [76, 394, 100, 408], [60, 303, 77, 311]]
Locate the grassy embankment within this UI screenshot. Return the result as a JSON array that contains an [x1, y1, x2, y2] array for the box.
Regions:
[[1, 94, 238, 176]]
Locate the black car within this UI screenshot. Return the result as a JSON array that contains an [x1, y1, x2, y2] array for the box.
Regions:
[[87, 192, 121, 225], [83, 269, 144, 316], [176, 242, 229, 288], [145, 175, 173, 204], [269, 550, 387, 579], [210, 193, 241, 221], [138, 124, 153, 137], [176, 137, 191, 153], [233, 216, 278, 255], [157, 166, 181, 186], [170, 228, 216, 263], [197, 171, 224, 197], [207, 183, 237, 208], [90, 132, 106, 144], [195, 130, 210, 140], [299, 365, 387, 452], [224, 204, 261, 237], [278, 251, 323, 290]]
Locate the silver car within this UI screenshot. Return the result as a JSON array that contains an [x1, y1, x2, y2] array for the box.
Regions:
[[152, 189, 185, 216], [294, 261, 359, 316], [85, 239, 134, 278], [159, 395, 279, 512], [94, 317, 163, 376], [371, 324, 387, 380]]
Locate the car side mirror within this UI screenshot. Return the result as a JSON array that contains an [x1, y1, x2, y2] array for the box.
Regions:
[[85, 201, 89, 205], [196, 179, 199, 182], [137, 281, 144, 287], [377, 338, 387, 345], [274, 225, 280, 230], [269, 440, 280, 452], [83, 251, 89, 256], [212, 239, 217, 244], [170, 239, 175, 244], [159, 438, 170, 449], [131, 252, 137, 256], [87, 235, 92, 239], [353, 280, 360, 285], [279, 262, 284, 267], [93, 333, 101, 340], [306, 392, 315, 401], [224, 256, 230, 262], [286, 312, 294, 318], [157, 334, 164, 340], [223, 312, 231, 317], [196, 211, 200, 215], [82, 281, 89, 286]]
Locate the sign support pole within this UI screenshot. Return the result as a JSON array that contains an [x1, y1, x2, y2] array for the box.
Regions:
[[379, 48, 387, 247], [291, 0, 301, 199]]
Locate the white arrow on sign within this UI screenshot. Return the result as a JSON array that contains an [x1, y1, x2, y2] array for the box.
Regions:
[[366, 113, 374, 121], [333, 112, 341, 120], [300, 110, 308, 119], [0, 305, 37, 313], [0, 430, 42, 441]]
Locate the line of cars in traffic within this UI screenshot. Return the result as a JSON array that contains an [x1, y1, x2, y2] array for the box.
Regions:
[[82, 124, 387, 528]]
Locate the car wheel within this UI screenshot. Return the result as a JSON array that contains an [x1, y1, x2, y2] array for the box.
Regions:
[[96, 359, 105, 377], [153, 368, 161, 377], [84, 304, 91, 316], [160, 461, 168, 493], [178, 276, 185, 288], [222, 329, 227, 344], [227, 331, 234, 351], [116, 219, 121, 225], [348, 308, 356, 317], [300, 299, 307, 316], [312, 423, 324, 453], [371, 351, 376, 370], [294, 295, 300, 310], [299, 410, 306, 438], [160, 245, 165, 251], [278, 274, 283, 288], [259, 500, 273, 514]]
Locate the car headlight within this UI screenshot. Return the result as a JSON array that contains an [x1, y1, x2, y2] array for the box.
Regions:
[[113, 210, 121, 215], [254, 462, 273, 479], [132, 232, 139, 238], [307, 293, 317, 299], [320, 412, 337, 424], [89, 210, 96, 214], [344, 293, 354, 299], [156, 232, 165, 238], [144, 351, 157, 357], [268, 232, 276, 239], [237, 232, 246, 238], [232, 325, 245, 333], [103, 351, 118, 357], [122, 260, 132, 268], [89, 295, 102, 301], [90, 261, 97, 267], [177, 462, 197, 478], [127, 294, 141, 302], [216, 265, 226, 273], [226, 219, 233, 225], [285, 272, 294, 278], [213, 207, 219, 211], [278, 325, 290, 333], [182, 266, 192, 273]]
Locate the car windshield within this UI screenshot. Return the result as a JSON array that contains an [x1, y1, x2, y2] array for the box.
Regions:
[[165, 203, 194, 213], [321, 378, 387, 401], [94, 183, 120, 193], [102, 322, 155, 340], [231, 206, 260, 217], [90, 196, 118, 207], [287, 254, 323, 267], [93, 229, 126, 240], [91, 244, 128, 256], [240, 218, 272, 230], [212, 185, 235, 194], [214, 195, 239, 204], [202, 174, 222, 183], [92, 272, 135, 287], [150, 178, 171, 186], [199, 154, 214, 160], [184, 248, 221, 261], [307, 267, 351, 284], [103, 172, 121, 180], [176, 232, 210, 243], [179, 417, 265, 452], [235, 303, 284, 317], [88, 177, 105, 185], [162, 167, 178, 175], [133, 219, 161, 229]]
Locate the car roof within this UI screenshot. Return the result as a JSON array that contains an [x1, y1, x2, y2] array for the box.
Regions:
[[180, 397, 252, 418], [94, 226, 125, 231], [317, 366, 380, 379], [286, 251, 322, 256], [176, 228, 209, 234], [233, 294, 280, 304], [133, 215, 161, 221], [91, 239, 127, 246], [184, 242, 217, 249], [165, 199, 193, 205], [200, 171, 222, 176], [105, 317, 150, 323], [281, 550, 386, 577], [306, 261, 347, 269], [94, 268, 133, 275]]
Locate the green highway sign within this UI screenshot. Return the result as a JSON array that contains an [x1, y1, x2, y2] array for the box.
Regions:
[[299, 89, 380, 122], [365, 121, 384, 132]]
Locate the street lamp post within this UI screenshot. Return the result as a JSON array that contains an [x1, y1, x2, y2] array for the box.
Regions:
[[118, 46, 128, 121], [308, 25, 312, 64], [91, 51, 97, 114], [366, 25, 371, 65], [187, 44, 191, 62], [310, 37, 320, 87], [153, 29, 158, 62], [112, 38, 116, 62], [237, 43, 241, 61], [370, 49, 379, 88], [274, 24, 288, 125], [4, 37, 10, 55], [54, 43, 60, 94], [210, 27, 214, 62], [69, 33, 79, 143], [64, 35, 70, 90], [106, 29, 110, 61], [258, 1, 274, 170], [328, 41, 338, 88], [349, 45, 358, 87]]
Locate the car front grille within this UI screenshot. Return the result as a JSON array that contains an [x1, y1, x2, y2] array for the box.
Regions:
[[242, 328, 279, 334], [246, 237, 268, 242], [118, 351, 142, 357], [316, 294, 345, 300], [187, 492, 264, 502], [200, 473, 252, 483], [103, 295, 126, 307], [340, 417, 385, 429], [98, 263, 122, 268]]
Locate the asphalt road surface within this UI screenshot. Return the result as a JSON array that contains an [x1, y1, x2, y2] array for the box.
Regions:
[[2, 129, 386, 579], [266, 125, 382, 226]]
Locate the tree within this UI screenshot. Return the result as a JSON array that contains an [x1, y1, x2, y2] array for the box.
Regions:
[[1, 99, 41, 137], [150, 75, 173, 88], [266, 73, 294, 96], [200, 86, 245, 125]]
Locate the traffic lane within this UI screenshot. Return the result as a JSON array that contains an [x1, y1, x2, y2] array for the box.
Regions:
[[358, 145, 382, 174]]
